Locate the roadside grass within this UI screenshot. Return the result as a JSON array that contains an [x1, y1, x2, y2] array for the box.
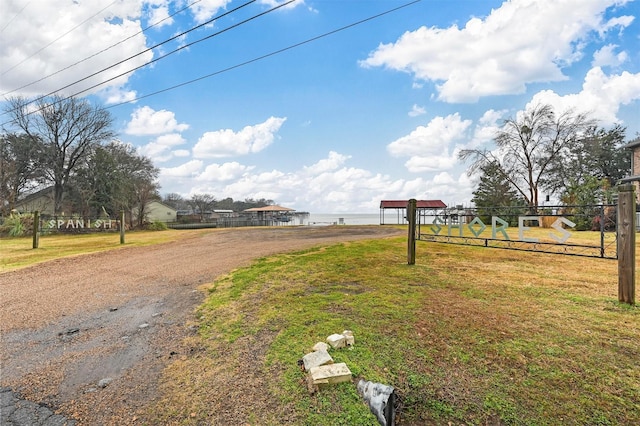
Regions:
[[0, 229, 193, 272], [151, 232, 639, 425]]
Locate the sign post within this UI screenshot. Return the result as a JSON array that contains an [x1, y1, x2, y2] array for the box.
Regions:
[[407, 199, 417, 265], [32, 211, 40, 249], [617, 184, 635, 305], [120, 210, 125, 245]]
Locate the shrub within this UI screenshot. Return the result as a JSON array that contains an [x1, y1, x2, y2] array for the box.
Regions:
[[0, 212, 33, 237], [147, 220, 168, 231]]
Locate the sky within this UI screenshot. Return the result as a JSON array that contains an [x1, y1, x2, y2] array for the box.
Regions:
[[1, 0, 639, 213]]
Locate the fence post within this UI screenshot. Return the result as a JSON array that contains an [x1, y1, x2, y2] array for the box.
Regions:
[[120, 210, 125, 245], [407, 199, 417, 265], [617, 184, 635, 305], [32, 210, 40, 249]]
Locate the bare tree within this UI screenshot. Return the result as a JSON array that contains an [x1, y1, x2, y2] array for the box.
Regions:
[[459, 104, 595, 211], [188, 194, 216, 222], [4, 95, 116, 214]]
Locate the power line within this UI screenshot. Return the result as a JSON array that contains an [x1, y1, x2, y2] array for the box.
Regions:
[[1, 0, 296, 126], [2, 0, 422, 128], [0, 1, 31, 34], [66, 0, 295, 99], [1, 0, 204, 97], [106, 0, 422, 109], [3, 0, 261, 115], [1, 1, 119, 77]]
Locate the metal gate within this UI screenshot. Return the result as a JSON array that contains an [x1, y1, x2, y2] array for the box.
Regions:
[[417, 204, 617, 259]]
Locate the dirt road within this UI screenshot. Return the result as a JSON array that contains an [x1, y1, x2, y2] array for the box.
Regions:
[[0, 226, 402, 425]]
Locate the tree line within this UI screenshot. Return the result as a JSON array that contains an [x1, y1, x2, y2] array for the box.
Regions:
[[0, 95, 276, 227], [459, 103, 635, 226]]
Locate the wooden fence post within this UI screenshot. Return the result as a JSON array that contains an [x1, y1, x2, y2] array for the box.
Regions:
[[32, 210, 40, 249], [407, 199, 417, 265], [617, 184, 635, 305], [120, 210, 125, 245]]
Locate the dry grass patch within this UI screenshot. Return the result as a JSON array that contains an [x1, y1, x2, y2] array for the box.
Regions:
[[150, 235, 639, 425]]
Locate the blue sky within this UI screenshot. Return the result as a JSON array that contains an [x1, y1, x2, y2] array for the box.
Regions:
[[1, 0, 639, 213]]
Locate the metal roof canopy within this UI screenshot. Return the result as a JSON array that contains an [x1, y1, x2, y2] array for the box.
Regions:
[[243, 205, 295, 212], [379, 200, 447, 225], [380, 200, 447, 209]]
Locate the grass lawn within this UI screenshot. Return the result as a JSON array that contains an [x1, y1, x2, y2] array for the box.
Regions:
[[2, 227, 638, 424], [0, 229, 193, 272], [151, 232, 639, 425]]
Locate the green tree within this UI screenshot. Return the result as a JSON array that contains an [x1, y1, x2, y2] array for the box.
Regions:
[[459, 104, 595, 212], [69, 141, 159, 226], [4, 95, 116, 214], [471, 161, 526, 226], [544, 125, 630, 194], [0, 133, 45, 215]]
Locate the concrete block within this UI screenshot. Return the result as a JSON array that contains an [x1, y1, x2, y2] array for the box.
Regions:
[[309, 362, 352, 385], [327, 333, 346, 348], [302, 349, 333, 372], [342, 330, 355, 346], [312, 342, 329, 352]]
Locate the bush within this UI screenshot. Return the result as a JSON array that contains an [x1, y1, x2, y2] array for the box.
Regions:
[[147, 220, 168, 231], [0, 212, 33, 237]]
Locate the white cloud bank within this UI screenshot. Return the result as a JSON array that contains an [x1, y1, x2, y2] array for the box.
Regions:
[[126, 106, 190, 135], [361, 0, 635, 102], [192, 116, 287, 158]]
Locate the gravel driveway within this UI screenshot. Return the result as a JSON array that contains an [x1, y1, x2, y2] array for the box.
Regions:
[[0, 226, 402, 425]]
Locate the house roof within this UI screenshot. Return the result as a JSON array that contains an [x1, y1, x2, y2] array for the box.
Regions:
[[243, 205, 295, 212], [380, 200, 447, 209], [623, 137, 640, 150]]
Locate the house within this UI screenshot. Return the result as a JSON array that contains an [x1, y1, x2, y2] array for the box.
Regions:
[[14, 187, 60, 215], [14, 187, 177, 223], [139, 200, 177, 223]]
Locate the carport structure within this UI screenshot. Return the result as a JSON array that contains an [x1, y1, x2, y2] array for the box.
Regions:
[[243, 205, 296, 224], [379, 200, 447, 225]]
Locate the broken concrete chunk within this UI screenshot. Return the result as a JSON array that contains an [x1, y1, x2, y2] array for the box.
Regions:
[[302, 349, 333, 372], [327, 333, 346, 348], [309, 362, 352, 385], [342, 330, 355, 346], [312, 342, 329, 352]]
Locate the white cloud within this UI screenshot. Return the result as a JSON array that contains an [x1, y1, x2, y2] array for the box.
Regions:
[[162, 150, 475, 214], [303, 151, 350, 174], [0, 0, 152, 98], [361, 0, 634, 103], [259, 0, 307, 10], [160, 160, 203, 178], [191, 0, 233, 24], [387, 113, 472, 172], [125, 106, 189, 135], [147, 1, 173, 28], [138, 133, 187, 162], [592, 44, 628, 67], [528, 66, 640, 126], [192, 116, 287, 158], [197, 162, 254, 182], [408, 104, 426, 117]]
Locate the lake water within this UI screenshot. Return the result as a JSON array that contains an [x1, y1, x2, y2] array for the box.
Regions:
[[303, 213, 408, 226]]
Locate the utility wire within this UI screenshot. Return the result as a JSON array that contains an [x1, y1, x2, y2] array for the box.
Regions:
[[1, 1, 119, 77], [106, 0, 422, 109], [0, 1, 31, 34], [1, 0, 204, 97], [1, 0, 296, 126], [66, 0, 295, 99], [3, 0, 260, 114]]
